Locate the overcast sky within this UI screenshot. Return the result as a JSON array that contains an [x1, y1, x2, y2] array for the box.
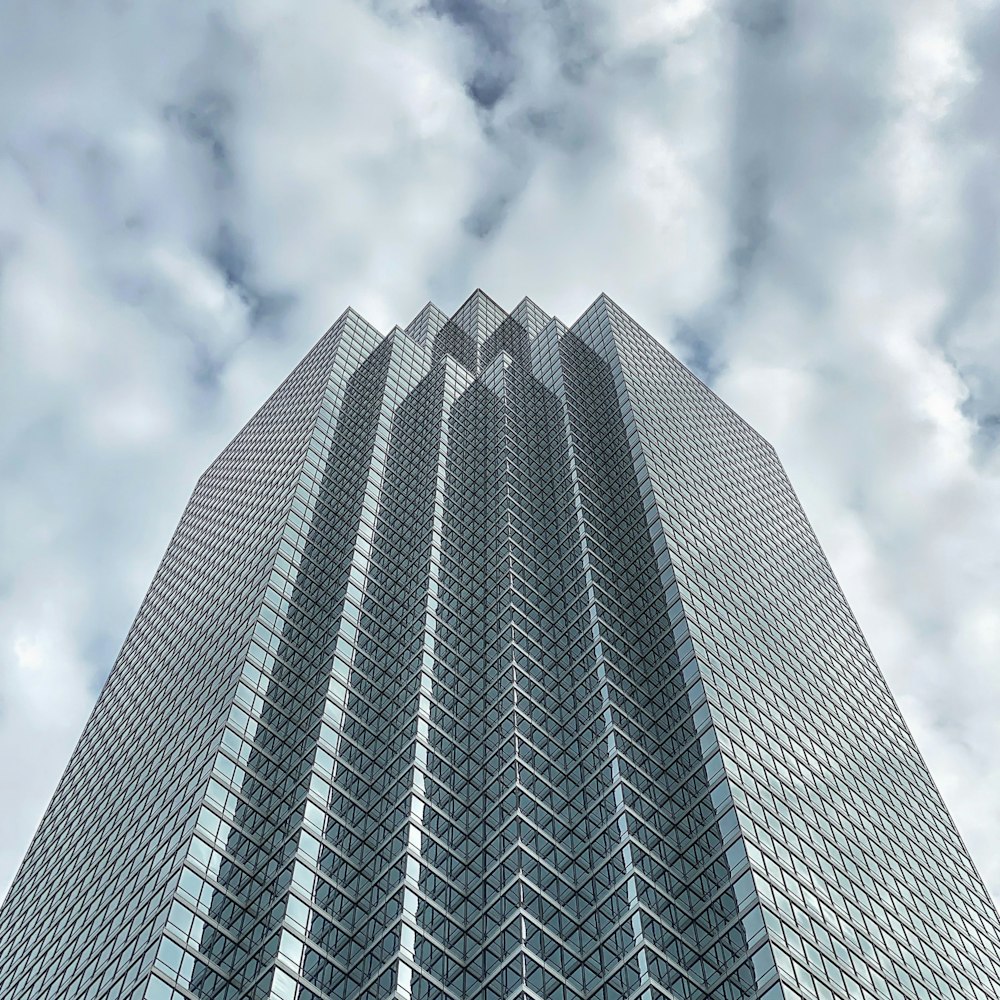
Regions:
[[2, 0, 1000, 907]]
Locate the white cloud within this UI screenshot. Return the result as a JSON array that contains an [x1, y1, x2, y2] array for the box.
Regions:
[[1, 0, 999, 933], [0, 586, 96, 893]]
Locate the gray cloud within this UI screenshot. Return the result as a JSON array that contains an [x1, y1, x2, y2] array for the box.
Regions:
[[2, 0, 1000, 911], [929, 5, 1000, 452]]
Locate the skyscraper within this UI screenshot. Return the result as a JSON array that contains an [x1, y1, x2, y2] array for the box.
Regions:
[[1, 290, 998, 1000]]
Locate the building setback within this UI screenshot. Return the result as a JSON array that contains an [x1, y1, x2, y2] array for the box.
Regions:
[[1, 291, 999, 1000]]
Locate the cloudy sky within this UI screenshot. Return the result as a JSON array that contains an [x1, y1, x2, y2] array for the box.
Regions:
[[3, 0, 1000, 907]]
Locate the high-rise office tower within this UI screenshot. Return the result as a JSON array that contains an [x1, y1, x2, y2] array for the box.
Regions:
[[2, 292, 998, 1000]]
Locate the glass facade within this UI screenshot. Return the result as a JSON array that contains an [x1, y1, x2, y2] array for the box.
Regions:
[[1, 291, 998, 1000]]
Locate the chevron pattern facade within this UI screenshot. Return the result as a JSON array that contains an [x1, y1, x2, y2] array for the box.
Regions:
[[2, 292, 1000, 1000]]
